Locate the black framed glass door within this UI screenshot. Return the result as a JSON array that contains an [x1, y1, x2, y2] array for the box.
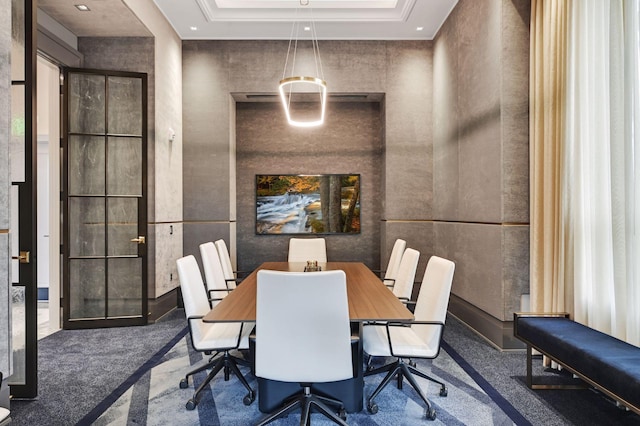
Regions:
[[62, 68, 148, 329], [9, 0, 38, 399]]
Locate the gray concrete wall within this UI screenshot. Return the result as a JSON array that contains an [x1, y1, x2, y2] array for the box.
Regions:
[[433, 0, 529, 347], [1, 0, 11, 405], [182, 40, 432, 273]]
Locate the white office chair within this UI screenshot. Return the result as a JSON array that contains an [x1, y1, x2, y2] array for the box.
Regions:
[[287, 237, 327, 263], [390, 248, 420, 302], [381, 238, 406, 288], [214, 239, 240, 289], [363, 256, 455, 421], [176, 255, 255, 410], [199, 242, 232, 306], [255, 270, 352, 425], [364, 247, 419, 370], [0, 372, 10, 426]]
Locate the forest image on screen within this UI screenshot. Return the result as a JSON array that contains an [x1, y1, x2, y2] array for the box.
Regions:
[[256, 175, 360, 234]]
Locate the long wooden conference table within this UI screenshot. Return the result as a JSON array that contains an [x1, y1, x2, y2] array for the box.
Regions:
[[203, 261, 414, 413]]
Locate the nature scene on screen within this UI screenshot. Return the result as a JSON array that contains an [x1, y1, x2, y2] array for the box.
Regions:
[[256, 175, 360, 234]]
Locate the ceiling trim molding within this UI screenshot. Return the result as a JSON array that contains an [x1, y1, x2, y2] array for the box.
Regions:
[[196, 0, 418, 23]]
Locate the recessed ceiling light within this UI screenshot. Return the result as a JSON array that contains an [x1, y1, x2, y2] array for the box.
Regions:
[[416, 26, 424, 31], [74, 4, 90, 11], [190, 26, 198, 31], [304, 26, 311, 31]]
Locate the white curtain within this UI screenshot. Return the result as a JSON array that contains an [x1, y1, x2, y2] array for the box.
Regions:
[[564, 0, 640, 346]]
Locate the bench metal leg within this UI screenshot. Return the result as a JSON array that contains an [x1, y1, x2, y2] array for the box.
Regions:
[[525, 345, 586, 390]]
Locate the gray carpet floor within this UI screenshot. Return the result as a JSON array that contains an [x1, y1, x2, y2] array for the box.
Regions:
[[8, 310, 640, 425]]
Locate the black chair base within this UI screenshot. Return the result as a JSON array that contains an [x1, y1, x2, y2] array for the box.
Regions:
[[256, 386, 347, 426], [180, 350, 255, 410], [365, 359, 446, 420]]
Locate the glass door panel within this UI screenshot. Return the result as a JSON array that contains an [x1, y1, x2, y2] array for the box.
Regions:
[[68, 198, 105, 257], [68, 74, 105, 134], [68, 135, 106, 195], [107, 258, 142, 318], [107, 198, 138, 256], [69, 259, 105, 319], [107, 76, 143, 135], [107, 137, 142, 196]]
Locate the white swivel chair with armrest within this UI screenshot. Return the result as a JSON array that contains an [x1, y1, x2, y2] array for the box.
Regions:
[[390, 247, 420, 302], [176, 255, 255, 410], [373, 238, 406, 288], [255, 270, 352, 425], [0, 372, 10, 426], [214, 239, 242, 289], [287, 237, 327, 263], [365, 247, 419, 370], [363, 255, 455, 421], [199, 242, 232, 307]]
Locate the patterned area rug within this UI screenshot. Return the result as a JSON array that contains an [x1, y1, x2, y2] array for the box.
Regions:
[[89, 331, 526, 426]]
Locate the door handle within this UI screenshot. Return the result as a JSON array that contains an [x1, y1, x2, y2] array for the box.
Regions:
[[12, 251, 30, 264], [130, 236, 146, 245]]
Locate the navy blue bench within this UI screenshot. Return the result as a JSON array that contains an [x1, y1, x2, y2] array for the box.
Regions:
[[514, 313, 640, 416]]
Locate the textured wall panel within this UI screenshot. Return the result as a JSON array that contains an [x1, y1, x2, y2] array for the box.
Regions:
[[182, 41, 231, 222], [432, 0, 530, 327], [235, 102, 382, 272], [435, 222, 504, 320], [384, 41, 433, 220], [501, 0, 530, 223]]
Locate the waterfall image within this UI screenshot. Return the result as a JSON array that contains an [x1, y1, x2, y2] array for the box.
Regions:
[[255, 175, 360, 234]]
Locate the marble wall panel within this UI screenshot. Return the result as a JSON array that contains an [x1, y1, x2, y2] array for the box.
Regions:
[[182, 41, 231, 222], [0, 234, 9, 376], [122, 0, 183, 224], [0, 0, 9, 230], [1, 0, 11, 382], [235, 102, 382, 272], [153, 222, 182, 298]]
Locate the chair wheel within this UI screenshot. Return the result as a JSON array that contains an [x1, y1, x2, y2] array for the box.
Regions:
[[243, 391, 255, 406], [426, 407, 436, 420], [179, 378, 189, 389], [367, 402, 378, 414], [186, 399, 197, 410], [338, 408, 347, 420], [409, 360, 417, 368], [439, 387, 448, 397]]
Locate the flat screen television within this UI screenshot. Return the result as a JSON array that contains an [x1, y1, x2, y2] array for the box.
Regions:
[[255, 174, 361, 235]]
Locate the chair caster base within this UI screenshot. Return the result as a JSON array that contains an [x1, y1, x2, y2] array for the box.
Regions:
[[439, 387, 448, 397], [367, 402, 378, 414], [425, 407, 436, 420], [186, 399, 197, 411], [179, 378, 189, 389], [243, 391, 255, 406], [338, 408, 347, 420]]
